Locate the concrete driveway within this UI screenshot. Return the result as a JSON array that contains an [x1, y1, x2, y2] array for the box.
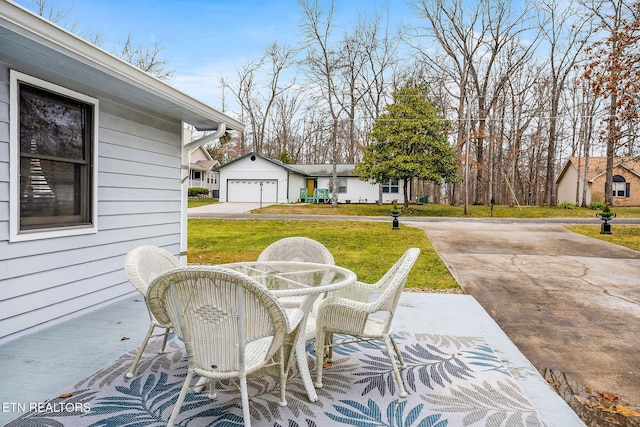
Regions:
[[417, 221, 640, 423]]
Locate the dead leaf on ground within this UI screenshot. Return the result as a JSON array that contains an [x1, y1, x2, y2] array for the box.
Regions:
[[606, 405, 640, 418], [585, 385, 597, 394], [575, 395, 640, 418], [574, 395, 598, 407], [121, 336, 130, 341], [490, 308, 497, 316], [59, 392, 73, 398], [322, 362, 333, 368], [599, 392, 619, 402]]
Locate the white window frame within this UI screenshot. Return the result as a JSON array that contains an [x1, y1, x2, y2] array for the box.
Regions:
[[612, 181, 625, 197], [329, 177, 347, 193], [382, 178, 400, 194], [9, 70, 99, 242]]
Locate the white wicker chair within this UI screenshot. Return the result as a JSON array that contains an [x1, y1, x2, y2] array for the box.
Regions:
[[123, 245, 183, 379], [258, 236, 335, 337], [258, 236, 335, 265], [147, 266, 302, 427], [314, 247, 420, 398]]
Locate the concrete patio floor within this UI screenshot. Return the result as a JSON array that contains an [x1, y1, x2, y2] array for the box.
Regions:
[[0, 292, 583, 426]]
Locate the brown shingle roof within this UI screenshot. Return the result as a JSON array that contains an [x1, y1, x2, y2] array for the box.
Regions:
[[566, 157, 640, 181]]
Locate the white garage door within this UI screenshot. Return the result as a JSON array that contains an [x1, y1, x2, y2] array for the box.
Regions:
[[227, 179, 278, 202]]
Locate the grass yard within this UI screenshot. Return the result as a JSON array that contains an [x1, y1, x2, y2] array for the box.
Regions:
[[256, 202, 640, 218], [188, 198, 218, 208], [188, 219, 458, 290], [566, 224, 640, 252]]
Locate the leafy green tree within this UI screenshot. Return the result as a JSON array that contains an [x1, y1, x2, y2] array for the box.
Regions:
[[355, 86, 459, 209], [279, 148, 294, 164]]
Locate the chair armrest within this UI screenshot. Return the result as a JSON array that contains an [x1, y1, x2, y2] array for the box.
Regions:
[[316, 296, 371, 335], [332, 280, 379, 303], [284, 307, 304, 334]]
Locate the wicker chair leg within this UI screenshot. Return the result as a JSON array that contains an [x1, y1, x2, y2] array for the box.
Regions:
[[126, 323, 155, 378], [159, 327, 170, 353], [278, 347, 287, 407], [389, 334, 407, 369], [240, 375, 252, 427], [384, 335, 407, 398], [315, 331, 326, 388], [168, 370, 194, 427], [326, 332, 334, 362], [208, 381, 217, 399]]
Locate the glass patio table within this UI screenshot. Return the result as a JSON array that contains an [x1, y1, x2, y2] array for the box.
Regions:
[[221, 261, 357, 402]]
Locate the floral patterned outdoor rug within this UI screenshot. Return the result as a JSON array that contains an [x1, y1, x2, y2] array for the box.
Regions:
[[6, 332, 546, 426]]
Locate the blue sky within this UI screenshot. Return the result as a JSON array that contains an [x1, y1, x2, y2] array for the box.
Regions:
[[13, 0, 418, 112]]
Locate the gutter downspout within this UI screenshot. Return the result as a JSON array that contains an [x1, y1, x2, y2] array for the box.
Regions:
[[179, 123, 228, 263], [183, 123, 227, 151]]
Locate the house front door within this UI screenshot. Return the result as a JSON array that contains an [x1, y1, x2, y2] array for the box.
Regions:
[[306, 179, 316, 197]]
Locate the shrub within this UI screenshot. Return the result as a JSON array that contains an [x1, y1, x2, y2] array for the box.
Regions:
[[188, 187, 210, 197], [589, 202, 607, 210], [557, 201, 578, 210]]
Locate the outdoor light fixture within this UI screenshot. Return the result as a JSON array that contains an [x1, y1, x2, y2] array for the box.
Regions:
[[219, 131, 232, 145]]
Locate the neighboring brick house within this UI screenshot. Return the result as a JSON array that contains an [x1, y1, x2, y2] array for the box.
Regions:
[[556, 157, 640, 207]]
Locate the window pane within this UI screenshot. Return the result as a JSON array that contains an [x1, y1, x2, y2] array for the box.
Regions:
[[20, 85, 86, 160], [18, 81, 93, 231], [20, 159, 84, 219]]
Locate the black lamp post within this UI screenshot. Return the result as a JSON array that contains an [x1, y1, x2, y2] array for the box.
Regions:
[[259, 181, 263, 209]]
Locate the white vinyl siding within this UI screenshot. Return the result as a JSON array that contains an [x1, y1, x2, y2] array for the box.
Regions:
[[0, 64, 184, 341], [0, 81, 9, 243]]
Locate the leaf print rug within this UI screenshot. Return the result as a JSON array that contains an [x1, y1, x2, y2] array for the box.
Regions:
[[5, 332, 547, 426]]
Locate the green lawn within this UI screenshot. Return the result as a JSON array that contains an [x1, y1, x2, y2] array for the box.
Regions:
[[186, 203, 640, 292], [188, 198, 218, 208], [255, 202, 640, 218], [188, 219, 458, 290], [566, 224, 640, 252]]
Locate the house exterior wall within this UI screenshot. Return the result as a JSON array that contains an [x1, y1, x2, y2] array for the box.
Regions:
[[617, 173, 640, 206], [591, 166, 640, 207], [0, 62, 183, 342], [556, 164, 592, 205], [288, 174, 306, 202], [216, 155, 410, 204], [591, 176, 605, 204], [189, 148, 218, 192], [314, 176, 407, 204], [218, 156, 291, 203]]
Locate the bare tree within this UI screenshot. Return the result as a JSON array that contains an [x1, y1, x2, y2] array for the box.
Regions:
[[537, 0, 592, 206], [31, 0, 173, 81], [118, 34, 173, 81], [32, 0, 71, 25], [410, 0, 539, 206], [221, 42, 297, 155], [299, 0, 344, 207], [409, 0, 482, 206], [582, 0, 640, 205], [466, 1, 539, 204], [335, 11, 400, 163], [269, 92, 304, 161]]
